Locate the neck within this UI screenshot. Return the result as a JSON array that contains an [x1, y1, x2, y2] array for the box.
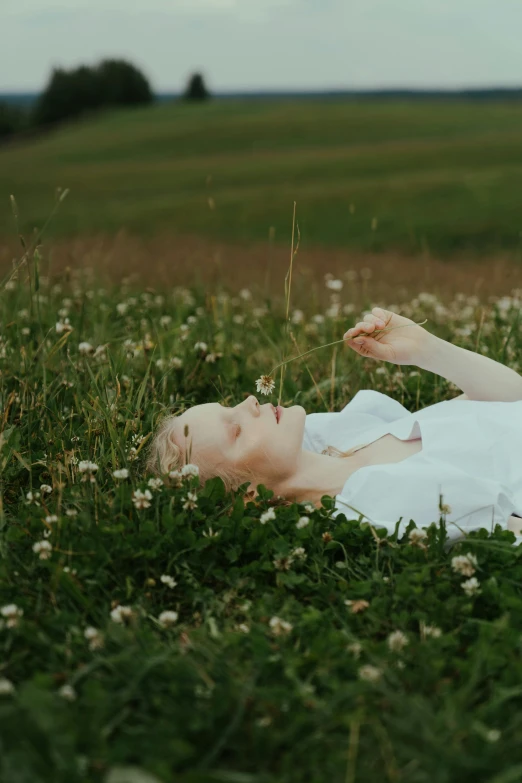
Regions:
[[272, 449, 360, 508]]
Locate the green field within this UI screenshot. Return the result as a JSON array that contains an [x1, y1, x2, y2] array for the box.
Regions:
[[2, 99, 522, 256]]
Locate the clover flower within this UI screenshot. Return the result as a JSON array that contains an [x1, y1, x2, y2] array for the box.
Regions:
[[58, 684, 77, 701], [147, 477, 164, 491], [79, 342, 94, 355], [461, 576, 481, 597], [182, 492, 198, 511], [160, 575, 177, 589], [84, 626, 104, 650], [291, 546, 307, 561], [158, 610, 179, 628], [296, 516, 310, 529], [1, 604, 23, 628], [408, 528, 428, 546], [273, 555, 294, 571], [451, 553, 478, 577], [110, 605, 135, 624], [33, 540, 52, 560], [255, 375, 276, 396], [344, 599, 370, 614], [40, 484, 52, 495], [78, 461, 99, 482], [181, 463, 199, 479], [132, 489, 153, 509], [259, 508, 276, 525], [419, 621, 442, 640], [113, 468, 129, 480], [0, 678, 15, 695], [269, 616, 293, 636], [358, 665, 382, 683], [387, 630, 409, 652]]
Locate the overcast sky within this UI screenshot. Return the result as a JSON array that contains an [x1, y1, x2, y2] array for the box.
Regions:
[[2, 0, 522, 92]]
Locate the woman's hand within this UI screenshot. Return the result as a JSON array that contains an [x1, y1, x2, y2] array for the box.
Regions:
[[344, 307, 433, 366]]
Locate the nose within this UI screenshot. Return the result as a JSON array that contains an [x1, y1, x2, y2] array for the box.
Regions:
[[248, 395, 260, 416]]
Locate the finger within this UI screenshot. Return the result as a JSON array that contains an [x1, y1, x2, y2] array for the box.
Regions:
[[364, 312, 386, 328], [351, 336, 393, 361]]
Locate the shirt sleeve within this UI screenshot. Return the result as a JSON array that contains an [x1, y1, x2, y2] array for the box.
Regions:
[[303, 390, 410, 455]]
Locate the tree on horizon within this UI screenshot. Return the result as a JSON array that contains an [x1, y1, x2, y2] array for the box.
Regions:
[[183, 73, 211, 102]]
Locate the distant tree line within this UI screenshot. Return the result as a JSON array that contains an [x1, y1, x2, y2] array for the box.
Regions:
[[0, 63, 211, 141]]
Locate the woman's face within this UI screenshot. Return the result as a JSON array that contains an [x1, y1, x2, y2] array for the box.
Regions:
[[175, 395, 307, 488]]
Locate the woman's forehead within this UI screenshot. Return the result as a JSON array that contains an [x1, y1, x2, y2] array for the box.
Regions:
[[177, 403, 225, 451]]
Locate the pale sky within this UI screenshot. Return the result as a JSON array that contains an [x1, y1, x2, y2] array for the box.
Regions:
[[2, 0, 522, 92]]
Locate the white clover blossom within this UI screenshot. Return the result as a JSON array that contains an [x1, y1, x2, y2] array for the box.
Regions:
[[78, 342, 94, 355], [168, 469, 183, 487], [408, 528, 428, 545], [269, 616, 293, 636], [26, 490, 41, 505], [194, 341, 208, 352], [160, 575, 178, 589], [303, 503, 315, 514], [40, 484, 52, 495], [291, 546, 307, 561], [451, 553, 478, 577], [346, 642, 363, 659], [181, 463, 199, 479], [260, 508, 276, 525], [462, 576, 481, 597], [78, 461, 99, 482], [358, 665, 382, 683], [202, 526, 220, 538], [255, 375, 275, 396], [113, 468, 129, 480], [84, 626, 104, 650], [325, 278, 343, 291], [147, 477, 164, 491], [387, 630, 409, 653], [132, 489, 153, 509], [158, 610, 179, 628], [182, 492, 198, 511], [110, 605, 134, 624], [0, 678, 15, 695], [58, 684, 77, 702], [296, 516, 310, 529], [65, 508, 78, 517], [273, 554, 294, 571], [33, 540, 52, 560], [420, 621, 442, 640], [56, 318, 73, 334], [45, 515, 58, 524], [1, 604, 23, 628]]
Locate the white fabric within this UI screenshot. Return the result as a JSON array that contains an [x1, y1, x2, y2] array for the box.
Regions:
[[302, 390, 522, 543]]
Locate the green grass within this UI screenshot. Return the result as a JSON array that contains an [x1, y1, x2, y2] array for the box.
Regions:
[[2, 253, 522, 781], [3, 98, 522, 256]]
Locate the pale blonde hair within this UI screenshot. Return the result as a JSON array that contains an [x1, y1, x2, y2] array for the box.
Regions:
[[145, 411, 369, 500]]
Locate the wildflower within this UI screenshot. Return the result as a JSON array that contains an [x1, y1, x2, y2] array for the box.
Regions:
[[116, 302, 128, 315], [33, 540, 52, 560], [168, 469, 183, 487], [233, 314, 244, 325], [451, 553, 478, 577], [45, 515, 58, 524], [132, 489, 153, 509], [387, 630, 409, 653], [78, 461, 99, 482], [237, 623, 250, 633], [181, 463, 199, 479], [113, 468, 129, 480], [408, 528, 428, 545], [0, 678, 15, 695], [322, 531, 333, 543], [255, 375, 275, 396], [159, 315, 172, 328], [158, 610, 179, 628], [358, 665, 382, 683], [55, 318, 73, 334], [58, 684, 77, 701], [110, 605, 134, 624], [65, 508, 78, 517], [273, 555, 295, 571], [84, 626, 104, 651], [239, 288, 252, 300], [325, 278, 343, 292], [486, 729, 501, 743], [269, 616, 293, 636], [194, 341, 208, 353], [291, 309, 304, 324], [78, 342, 94, 355], [462, 576, 481, 597], [40, 484, 52, 495], [296, 516, 310, 529], [1, 604, 23, 628], [147, 477, 164, 491], [182, 492, 198, 510], [260, 507, 276, 525], [344, 599, 370, 614], [160, 575, 177, 589], [202, 526, 220, 538], [291, 546, 307, 561], [26, 490, 41, 505], [205, 353, 217, 363], [419, 621, 442, 640], [170, 356, 183, 369], [303, 503, 315, 514], [346, 642, 362, 659], [440, 503, 452, 515]]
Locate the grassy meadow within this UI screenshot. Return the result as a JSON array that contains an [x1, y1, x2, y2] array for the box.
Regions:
[[2, 98, 522, 257], [3, 97, 522, 781], [2, 242, 522, 781]]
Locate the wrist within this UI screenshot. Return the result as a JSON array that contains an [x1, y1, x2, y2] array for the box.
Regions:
[[414, 331, 447, 372]]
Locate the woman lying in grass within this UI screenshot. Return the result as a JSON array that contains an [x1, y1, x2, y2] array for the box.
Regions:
[[147, 306, 522, 545]]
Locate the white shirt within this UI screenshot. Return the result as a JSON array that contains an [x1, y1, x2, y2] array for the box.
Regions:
[[302, 389, 522, 543]]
